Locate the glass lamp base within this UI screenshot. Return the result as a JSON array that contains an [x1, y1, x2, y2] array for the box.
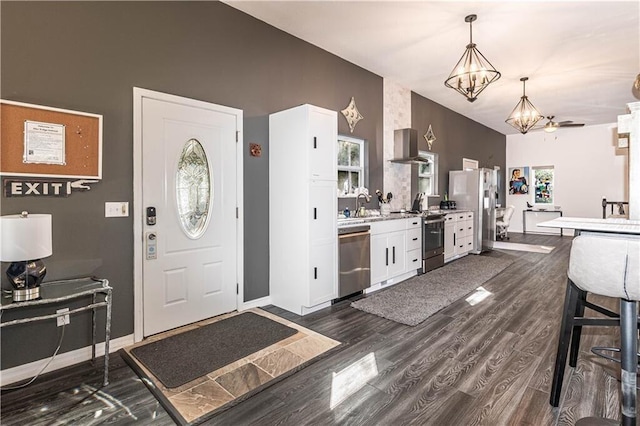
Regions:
[[6, 259, 46, 302]]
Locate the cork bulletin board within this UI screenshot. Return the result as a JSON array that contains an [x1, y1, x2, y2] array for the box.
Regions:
[[1, 100, 102, 179]]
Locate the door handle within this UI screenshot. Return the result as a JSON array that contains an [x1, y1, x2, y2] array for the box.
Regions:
[[314, 267, 318, 279], [392, 246, 396, 264], [313, 136, 317, 149], [313, 207, 317, 220], [386, 248, 389, 266]]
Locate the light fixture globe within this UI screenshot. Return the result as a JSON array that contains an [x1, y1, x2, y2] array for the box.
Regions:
[[505, 77, 544, 134], [444, 14, 501, 102]]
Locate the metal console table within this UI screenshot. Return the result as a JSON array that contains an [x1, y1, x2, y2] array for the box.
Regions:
[[0, 277, 112, 386], [523, 209, 563, 236]]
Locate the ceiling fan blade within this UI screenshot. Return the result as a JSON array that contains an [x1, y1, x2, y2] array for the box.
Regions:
[[558, 122, 585, 127], [557, 121, 573, 125]]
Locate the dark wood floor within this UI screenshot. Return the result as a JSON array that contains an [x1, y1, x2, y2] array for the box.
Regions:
[[1, 233, 627, 425]]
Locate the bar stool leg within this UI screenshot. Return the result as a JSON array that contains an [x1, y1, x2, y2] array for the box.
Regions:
[[570, 288, 588, 367], [550, 279, 580, 407], [620, 299, 637, 426], [575, 299, 637, 426]]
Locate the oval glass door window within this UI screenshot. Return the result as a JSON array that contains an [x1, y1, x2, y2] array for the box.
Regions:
[[176, 139, 212, 239]]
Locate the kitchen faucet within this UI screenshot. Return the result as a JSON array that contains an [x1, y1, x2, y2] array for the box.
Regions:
[[356, 193, 371, 217]]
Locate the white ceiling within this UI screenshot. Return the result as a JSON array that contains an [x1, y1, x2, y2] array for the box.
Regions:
[[224, 1, 640, 135]]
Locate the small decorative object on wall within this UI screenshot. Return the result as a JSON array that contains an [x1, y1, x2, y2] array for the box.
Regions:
[[249, 143, 262, 157], [509, 166, 529, 195], [3, 177, 98, 197], [423, 125, 436, 150], [1, 99, 102, 179], [340, 97, 363, 133], [533, 166, 554, 204]]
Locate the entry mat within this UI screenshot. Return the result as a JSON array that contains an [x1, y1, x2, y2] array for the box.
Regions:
[[122, 308, 341, 425]]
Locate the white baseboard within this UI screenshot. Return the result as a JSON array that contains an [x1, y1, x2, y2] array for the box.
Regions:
[[0, 334, 134, 387], [239, 296, 271, 311]]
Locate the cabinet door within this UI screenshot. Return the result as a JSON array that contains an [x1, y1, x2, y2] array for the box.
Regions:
[[308, 240, 337, 306], [387, 231, 406, 278], [444, 222, 455, 260], [370, 233, 388, 285], [309, 180, 337, 245], [308, 108, 337, 180]]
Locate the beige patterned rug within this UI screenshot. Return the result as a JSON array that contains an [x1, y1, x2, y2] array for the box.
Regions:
[[121, 308, 340, 425]]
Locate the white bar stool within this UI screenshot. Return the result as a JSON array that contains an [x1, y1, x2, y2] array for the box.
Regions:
[[550, 233, 640, 425]]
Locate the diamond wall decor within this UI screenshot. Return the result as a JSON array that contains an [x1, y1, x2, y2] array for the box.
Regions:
[[424, 125, 436, 150], [341, 97, 364, 133]]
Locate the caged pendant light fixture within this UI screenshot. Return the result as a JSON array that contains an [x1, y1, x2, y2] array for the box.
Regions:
[[444, 14, 501, 102], [505, 77, 544, 134]]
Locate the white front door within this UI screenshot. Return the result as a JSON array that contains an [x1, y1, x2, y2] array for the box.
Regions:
[[138, 90, 241, 337]]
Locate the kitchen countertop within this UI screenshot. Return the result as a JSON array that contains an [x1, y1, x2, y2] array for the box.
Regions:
[[337, 210, 455, 227]]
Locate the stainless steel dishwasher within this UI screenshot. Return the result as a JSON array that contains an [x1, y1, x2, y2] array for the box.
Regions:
[[338, 225, 371, 297]]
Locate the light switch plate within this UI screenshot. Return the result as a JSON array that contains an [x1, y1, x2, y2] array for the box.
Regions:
[[105, 202, 129, 217]]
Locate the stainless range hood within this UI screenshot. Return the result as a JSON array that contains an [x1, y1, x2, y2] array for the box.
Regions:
[[390, 128, 431, 164]]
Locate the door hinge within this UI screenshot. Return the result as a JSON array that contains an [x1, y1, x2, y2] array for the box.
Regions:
[[236, 283, 239, 294]]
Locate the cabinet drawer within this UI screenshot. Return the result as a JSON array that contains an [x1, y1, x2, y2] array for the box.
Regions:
[[462, 219, 473, 237], [459, 236, 473, 253], [407, 228, 422, 251], [371, 218, 406, 235], [406, 217, 422, 230], [406, 248, 422, 269]]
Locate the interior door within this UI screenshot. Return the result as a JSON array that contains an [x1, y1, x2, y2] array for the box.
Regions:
[[141, 95, 238, 336]]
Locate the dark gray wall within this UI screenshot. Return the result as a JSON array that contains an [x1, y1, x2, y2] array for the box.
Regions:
[[411, 93, 507, 206], [1, 1, 383, 369]]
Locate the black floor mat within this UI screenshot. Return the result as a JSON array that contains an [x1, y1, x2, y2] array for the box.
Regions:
[[130, 312, 298, 388]]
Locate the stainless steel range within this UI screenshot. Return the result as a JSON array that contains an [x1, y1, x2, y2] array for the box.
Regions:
[[421, 213, 446, 273]]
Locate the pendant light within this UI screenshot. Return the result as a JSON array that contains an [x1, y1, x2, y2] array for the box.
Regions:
[[444, 14, 501, 103], [505, 77, 544, 134]]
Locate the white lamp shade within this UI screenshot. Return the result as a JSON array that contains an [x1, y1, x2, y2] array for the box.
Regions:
[[0, 214, 53, 261]]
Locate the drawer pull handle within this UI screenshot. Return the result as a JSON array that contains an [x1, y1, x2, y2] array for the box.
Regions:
[[413, 237, 418, 241]]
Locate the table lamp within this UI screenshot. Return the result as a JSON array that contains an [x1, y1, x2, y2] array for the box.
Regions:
[[0, 212, 52, 301]]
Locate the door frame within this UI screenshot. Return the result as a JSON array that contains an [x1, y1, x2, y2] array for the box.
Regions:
[[132, 87, 244, 343]]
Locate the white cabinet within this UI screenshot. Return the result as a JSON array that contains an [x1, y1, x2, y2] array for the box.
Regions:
[[444, 211, 474, 262], [269, 104, 338, 315], [406, 218, 423, 272], [370, 218, 423, 286]]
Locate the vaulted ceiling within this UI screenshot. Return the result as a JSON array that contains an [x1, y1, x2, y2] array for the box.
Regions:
[[225, 1, 640, 135]]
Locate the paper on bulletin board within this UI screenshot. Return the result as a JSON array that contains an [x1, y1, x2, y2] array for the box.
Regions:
[[23, 120, 66, 165]]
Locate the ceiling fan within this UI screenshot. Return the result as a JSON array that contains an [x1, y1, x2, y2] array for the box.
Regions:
[[540, 116, 585, 133]]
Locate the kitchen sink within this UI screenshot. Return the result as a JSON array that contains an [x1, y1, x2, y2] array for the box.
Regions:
[[337, 217, 366, 225]]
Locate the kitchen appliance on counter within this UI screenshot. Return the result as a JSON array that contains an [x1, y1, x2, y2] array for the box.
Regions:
[[421, 213, 445, 273], [440, 200, 457, 210], [449, 168, 497, 253], [337, 225, 371, 298]]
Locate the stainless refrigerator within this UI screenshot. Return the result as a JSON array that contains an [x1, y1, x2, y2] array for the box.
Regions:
[[449, 168, 498, 253]]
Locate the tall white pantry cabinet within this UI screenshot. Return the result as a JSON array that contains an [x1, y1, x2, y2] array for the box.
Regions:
[[269, 104, 338, 315]]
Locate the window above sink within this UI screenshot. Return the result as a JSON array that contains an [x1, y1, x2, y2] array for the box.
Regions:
[[337, 135, 368, 197]]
